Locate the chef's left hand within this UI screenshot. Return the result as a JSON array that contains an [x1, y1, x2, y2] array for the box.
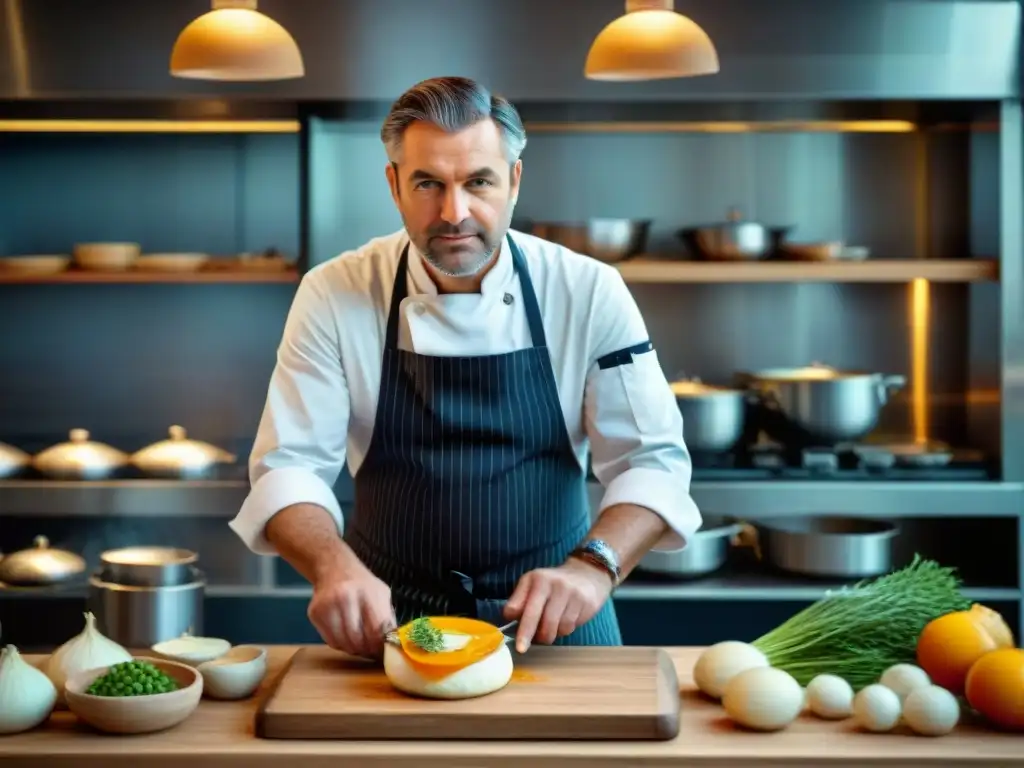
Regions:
[[504, 557, 614, 652]]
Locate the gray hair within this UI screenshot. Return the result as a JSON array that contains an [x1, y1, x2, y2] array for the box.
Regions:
[[381, 77, 527, 165]]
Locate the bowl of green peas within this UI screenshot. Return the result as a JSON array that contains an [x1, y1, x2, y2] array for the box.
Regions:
[[64, 657, 203, 734]]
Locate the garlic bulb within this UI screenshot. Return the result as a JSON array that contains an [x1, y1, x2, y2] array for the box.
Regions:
[[0, 645, 57, 734], [44, 612, 131, 704]]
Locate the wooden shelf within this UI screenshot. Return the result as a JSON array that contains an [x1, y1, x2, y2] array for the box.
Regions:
[[0, 269, 300, 285], [0, 261, 996, 286], [614, 258, 998, 283]]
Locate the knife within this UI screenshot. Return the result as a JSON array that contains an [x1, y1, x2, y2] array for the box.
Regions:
[[384, 620, 518, 647]]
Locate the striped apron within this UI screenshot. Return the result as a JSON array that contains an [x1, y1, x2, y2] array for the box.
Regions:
[[346, 234, 621, 646]]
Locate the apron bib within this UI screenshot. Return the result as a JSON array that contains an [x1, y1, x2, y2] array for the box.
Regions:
[[346, 234, 621, 646]]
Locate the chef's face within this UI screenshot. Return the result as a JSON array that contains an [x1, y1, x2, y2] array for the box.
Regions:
[[386, 119, 522, 279]]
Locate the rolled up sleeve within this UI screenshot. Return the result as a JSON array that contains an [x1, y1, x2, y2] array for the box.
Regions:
[[228, 271, 350, 555], [583, 269, 701, 552]]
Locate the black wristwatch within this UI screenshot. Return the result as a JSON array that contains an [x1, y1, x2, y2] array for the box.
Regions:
[[570, 539, 622, 588]]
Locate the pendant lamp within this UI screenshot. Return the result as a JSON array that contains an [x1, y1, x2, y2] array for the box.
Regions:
[[584, 0, 719, 82], [170, 0, 304, 81]]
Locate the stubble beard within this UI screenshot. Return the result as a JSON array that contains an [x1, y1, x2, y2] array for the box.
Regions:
[[410, 198, 516, 278]]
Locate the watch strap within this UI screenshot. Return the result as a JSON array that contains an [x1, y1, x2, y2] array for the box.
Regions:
[[571, 539, 622, 587]]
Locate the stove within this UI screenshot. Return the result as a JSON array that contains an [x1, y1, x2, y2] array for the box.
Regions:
[[689, 443, 994, 482]]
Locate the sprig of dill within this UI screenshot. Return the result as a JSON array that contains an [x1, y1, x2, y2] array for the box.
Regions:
[[407, 617, 445, 653], [751, 554, 972, 689]]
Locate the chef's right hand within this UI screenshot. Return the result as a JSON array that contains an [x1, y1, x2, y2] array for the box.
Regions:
[[307, 565, 396, 659]]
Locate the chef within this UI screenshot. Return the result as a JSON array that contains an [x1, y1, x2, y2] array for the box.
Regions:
[[229, 76, 701, 658]]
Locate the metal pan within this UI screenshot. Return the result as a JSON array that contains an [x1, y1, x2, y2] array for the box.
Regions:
[[752, 516, 899, 579], [637, 516, 742, 578]]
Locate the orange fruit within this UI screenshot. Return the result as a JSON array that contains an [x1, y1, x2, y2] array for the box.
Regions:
[[965, 648, 1024, 731], [916, 604, 1015, 695]]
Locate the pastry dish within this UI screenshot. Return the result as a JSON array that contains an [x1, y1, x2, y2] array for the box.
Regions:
[[383, 616, 513, 700]]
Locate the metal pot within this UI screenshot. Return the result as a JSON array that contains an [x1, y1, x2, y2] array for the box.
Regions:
[[637, 516, 742, 578], [32, 429, 129, 480], [670, 378, 748, 453], [531, 219, 651, 263], [0, 441, 30, 479], [130, 426, 237, 479], [740, 363, 906, 445], [99, 546, 199, 587], [88, 573, 205, 647], [677, 208, 791, 261], [753, 516, 899, 579], [0, 535, 86, 586]]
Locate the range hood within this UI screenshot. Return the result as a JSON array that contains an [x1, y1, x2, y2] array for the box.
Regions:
[[0, 0, 1018, 103]]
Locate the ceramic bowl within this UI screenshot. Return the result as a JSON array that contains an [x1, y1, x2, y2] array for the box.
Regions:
[[151, 635, 231, 666], [197, 645, 268, 700], [65, 656, 203, 734], [73, 242, 140, 271]]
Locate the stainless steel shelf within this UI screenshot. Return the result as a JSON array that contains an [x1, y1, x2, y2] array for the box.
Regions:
[[1, 480, 1020, 518], [617, 579, 1020, 603], [0, 479, 250, 517], [690, 482, 1023, 518], [2, 581, 1017, 603]]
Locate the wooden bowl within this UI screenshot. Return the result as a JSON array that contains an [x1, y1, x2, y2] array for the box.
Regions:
[[65, 656, 203, 734], [73, 242, 140, 271], [0, 255, 71, 275]]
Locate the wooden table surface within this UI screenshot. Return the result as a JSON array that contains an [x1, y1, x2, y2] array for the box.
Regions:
[[1, 646, 1021, 768]]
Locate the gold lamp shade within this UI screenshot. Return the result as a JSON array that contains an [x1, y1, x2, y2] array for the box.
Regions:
[[170, 0, 304, 81], [585, 0, 719, 82]]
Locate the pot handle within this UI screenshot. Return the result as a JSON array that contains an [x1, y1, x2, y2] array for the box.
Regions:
[[876, 374, 907, 404], [731, 522, 762, 561], [747, 387, 780, 410]]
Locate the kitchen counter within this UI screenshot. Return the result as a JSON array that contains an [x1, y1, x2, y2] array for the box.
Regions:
[[1, 646, 1021, 768]]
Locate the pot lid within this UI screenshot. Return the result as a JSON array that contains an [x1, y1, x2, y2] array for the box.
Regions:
[[101, 545, 198, 567], [749, 362, 853, 381], [130, 426, 236, 472], [0, 535, 86, 585], [669, 377, 738, 396], [701, 207, 765, 231], [0, 441, 29, 469], [32, 429, 129, 473]]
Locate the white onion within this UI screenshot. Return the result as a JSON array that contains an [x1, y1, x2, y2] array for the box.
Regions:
[[44, 612, 132, 704], [0, 645, 57, 734], [693, 641, 769, 699], [903, 685, 960, 736], [805, 674, 854, 719]]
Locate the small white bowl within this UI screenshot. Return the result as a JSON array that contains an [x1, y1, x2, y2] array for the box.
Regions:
[[197, 645, 267, 700], [151, 635, 231, 667]]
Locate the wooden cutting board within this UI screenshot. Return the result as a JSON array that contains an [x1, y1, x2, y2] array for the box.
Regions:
[[255, 645, 681, 741]]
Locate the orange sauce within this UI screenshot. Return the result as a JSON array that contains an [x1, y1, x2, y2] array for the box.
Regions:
[[398, 616, 504, 680], [510, 668, 543, 683]]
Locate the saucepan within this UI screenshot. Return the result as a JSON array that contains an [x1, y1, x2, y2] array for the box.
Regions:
[[637, 516, 743, 578], [677, 208, 791, 261], [745, 516, 900, 579], [670, 378, 749, 454], [737, 363, 906, 445]]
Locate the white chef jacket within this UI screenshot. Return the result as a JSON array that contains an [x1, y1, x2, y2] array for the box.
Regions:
[[229, 228, 701, 556]]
